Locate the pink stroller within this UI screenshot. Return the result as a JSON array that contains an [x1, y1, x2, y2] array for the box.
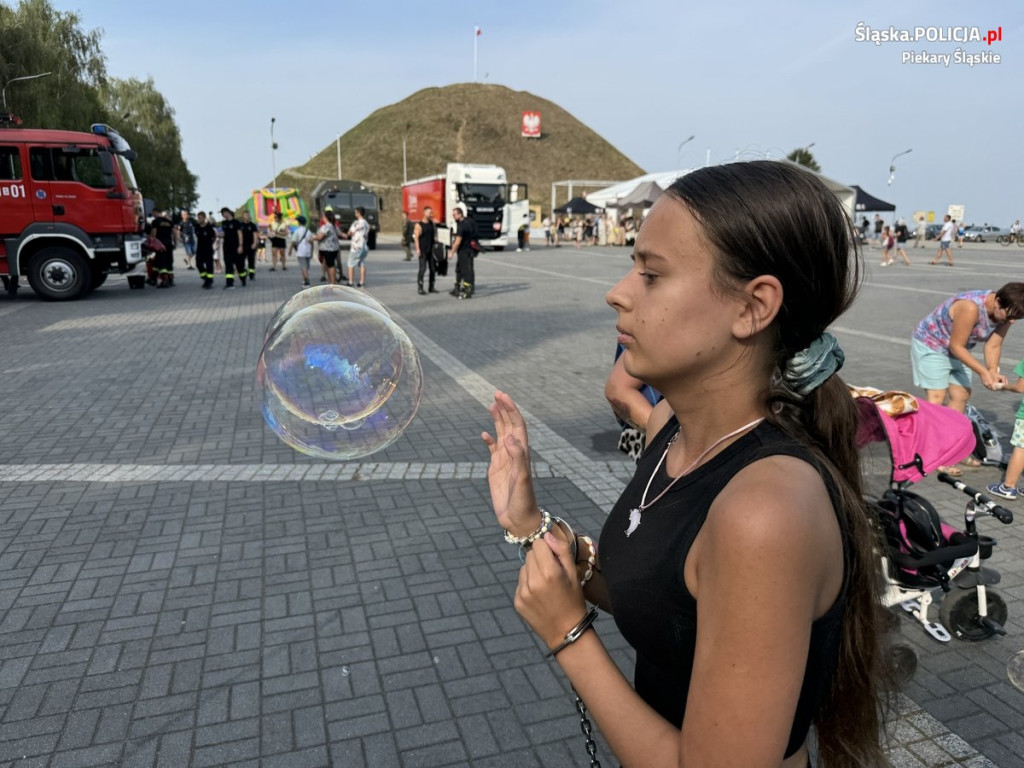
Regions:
[[856, 395, 1015, 643]]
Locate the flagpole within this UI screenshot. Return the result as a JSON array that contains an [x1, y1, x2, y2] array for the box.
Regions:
[[473, 27, 478, 81]]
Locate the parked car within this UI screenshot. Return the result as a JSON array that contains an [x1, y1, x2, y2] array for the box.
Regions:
[[963, 225, 1008, 243], [925, 224, 943, 240]]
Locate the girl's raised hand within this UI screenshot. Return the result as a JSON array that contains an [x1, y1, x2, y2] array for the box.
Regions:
[[481, 391, 539, 534]]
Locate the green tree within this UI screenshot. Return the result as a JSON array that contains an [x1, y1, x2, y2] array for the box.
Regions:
[[0, 0, 198, 211], [787, 147, 821, 173], [0, 0, 107, 125], [103, 77, 198, 211]]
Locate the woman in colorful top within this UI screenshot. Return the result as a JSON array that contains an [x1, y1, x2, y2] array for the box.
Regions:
[[911, 285, 1024, 474], [911, 285, 1024, 413], [483, 162, 887, 767]]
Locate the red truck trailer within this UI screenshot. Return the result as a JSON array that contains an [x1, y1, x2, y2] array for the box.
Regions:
[[0, 119, 146, 300], [402, 175, 445, 223]]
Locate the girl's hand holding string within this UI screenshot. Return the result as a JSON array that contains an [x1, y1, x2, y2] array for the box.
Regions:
[[515, 532, 588, 651]]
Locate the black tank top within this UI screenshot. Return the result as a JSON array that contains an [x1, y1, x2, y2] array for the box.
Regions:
[[599, 418, 846, 758], [417, 220, 436, 256]]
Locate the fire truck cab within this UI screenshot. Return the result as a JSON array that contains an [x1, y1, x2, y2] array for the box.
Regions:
[[0, 120, 145, 300]]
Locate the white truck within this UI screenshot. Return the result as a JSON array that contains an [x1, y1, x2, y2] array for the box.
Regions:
[[402, 163, 529, 251]]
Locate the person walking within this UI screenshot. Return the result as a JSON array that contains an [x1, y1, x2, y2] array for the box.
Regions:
[[177, 210, 197, 271], [289, 215, 314, 286], [211, 213, 224, 274], [929, 214, 956, 265], [913, 215, 927, 248], [879, 226, 895, 267], [414, 205, 437, 295], [219, 207, 246, 289], [314, 209, 341, 285], [893, 218, 911, 265], [482, 161, 888, 768], [149, 208, 176, 288], [239, 210, 259, 282], [347, 206, 370, 288], [449, 203, 477, 299], [268, 211, 289, 271], [194, 211, 217, 289], [400, 211, 415, 261]]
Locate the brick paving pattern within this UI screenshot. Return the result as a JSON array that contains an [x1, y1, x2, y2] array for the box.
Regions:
[[0, 237, 1021, 766]]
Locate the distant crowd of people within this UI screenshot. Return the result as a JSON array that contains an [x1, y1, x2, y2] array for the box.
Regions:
[[537, 213, 642, 248], [145, 206, 372, 291]]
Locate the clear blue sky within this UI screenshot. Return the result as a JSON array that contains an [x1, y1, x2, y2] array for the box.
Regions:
[[61, 0, 1022, 224]]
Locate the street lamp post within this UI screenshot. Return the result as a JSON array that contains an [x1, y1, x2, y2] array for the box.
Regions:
[[676, 134, 695, 167], [888, 148, 912, 223], [888, 148, 912, 186], [2, 71, 52, 111], [270, 117, 278, 191]]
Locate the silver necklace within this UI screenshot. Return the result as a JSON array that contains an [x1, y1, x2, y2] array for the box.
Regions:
[[625, 417, 764, 537]]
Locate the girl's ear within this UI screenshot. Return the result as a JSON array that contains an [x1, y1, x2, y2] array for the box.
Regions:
[[733, 275, 783, 339]]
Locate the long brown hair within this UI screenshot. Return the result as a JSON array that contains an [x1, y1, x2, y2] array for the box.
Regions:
[[667, 161, 888, 767]]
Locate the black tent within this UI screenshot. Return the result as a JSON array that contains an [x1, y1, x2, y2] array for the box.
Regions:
[[554, 196, 601, 215], [852, 186, 896, 212]]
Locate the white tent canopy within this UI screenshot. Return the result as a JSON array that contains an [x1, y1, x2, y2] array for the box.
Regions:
[[586, 170, 692, 209], [586, 163, 856, 223]]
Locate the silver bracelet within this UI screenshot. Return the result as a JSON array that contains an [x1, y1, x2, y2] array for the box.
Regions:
[[546, 606, 599, 658]]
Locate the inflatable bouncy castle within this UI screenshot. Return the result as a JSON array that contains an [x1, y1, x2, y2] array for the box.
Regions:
[[246, 188, 309, 229]]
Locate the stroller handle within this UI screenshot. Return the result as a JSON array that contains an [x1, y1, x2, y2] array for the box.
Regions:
[[936, 472, 1015, 524]]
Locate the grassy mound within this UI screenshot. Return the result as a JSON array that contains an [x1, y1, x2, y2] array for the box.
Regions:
[[272, 83, 645, 232]]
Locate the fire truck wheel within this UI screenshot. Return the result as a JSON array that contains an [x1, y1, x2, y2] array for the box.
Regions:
[[26, 247, 90, 301], [367, 230, 377, 250], [91, 270, 108, 290]]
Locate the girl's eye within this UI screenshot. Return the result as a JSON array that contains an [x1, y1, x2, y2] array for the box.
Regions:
[[638, 271, 658, 285]]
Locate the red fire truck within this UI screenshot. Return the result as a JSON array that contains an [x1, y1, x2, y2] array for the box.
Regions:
[[0, 119, 145, 300]]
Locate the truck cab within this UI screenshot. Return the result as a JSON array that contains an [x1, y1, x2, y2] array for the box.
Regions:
[[0, 121, 145, 300], [310, 180, 381, 249], [445, 163, 508, 249]]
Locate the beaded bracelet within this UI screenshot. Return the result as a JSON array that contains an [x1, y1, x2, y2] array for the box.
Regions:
[[576, 535, 597, 587], [518, 514, 579, 564], [504, 508, 552, 545], [545, 606, 599, 658]]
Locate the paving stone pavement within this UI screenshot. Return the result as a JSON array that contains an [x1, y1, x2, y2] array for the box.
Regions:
[[0, 237, 1022, 766]]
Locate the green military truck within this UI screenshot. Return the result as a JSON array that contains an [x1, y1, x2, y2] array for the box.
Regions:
[[309, 180, 381, 250]]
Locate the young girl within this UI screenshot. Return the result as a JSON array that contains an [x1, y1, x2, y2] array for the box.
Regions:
[[484, 162, 887, 767], [880, 225, 895, 266]]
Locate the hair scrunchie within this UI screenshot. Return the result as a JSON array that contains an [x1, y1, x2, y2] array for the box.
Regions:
[[783, 332, 845, 396]]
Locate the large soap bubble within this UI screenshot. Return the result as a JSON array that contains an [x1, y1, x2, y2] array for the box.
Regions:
[[258, 301, 422, 459], [263, 284, 390, 343]]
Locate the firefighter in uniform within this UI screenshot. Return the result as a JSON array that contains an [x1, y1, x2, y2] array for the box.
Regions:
[[194, 211, 217, 289], [149, 208, 176, 288], [219, 207, 246, 289], [240, 210, 259, 281]]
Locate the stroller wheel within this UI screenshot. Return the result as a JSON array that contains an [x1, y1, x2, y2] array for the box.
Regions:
[[940, 590, 1008, 641], [886, 644, 918, 689]]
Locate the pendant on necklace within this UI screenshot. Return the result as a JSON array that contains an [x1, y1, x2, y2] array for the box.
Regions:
[[625, 508, 642, 537]]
